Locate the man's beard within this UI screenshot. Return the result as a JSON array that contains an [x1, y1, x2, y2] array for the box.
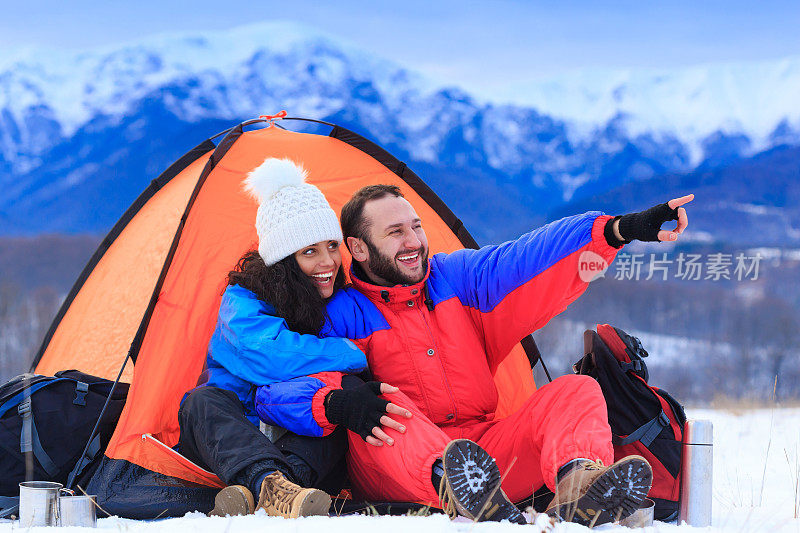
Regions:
[[364, 238, 428, 286]]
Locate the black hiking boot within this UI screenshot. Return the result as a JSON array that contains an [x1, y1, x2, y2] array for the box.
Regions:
[[546, 456, 653, 527], [437, 439, 526, 524]]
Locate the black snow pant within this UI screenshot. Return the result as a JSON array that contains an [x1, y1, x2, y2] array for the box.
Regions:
[[178, 386, 347, 495]]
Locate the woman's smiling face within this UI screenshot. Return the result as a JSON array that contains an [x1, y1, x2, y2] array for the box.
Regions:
[[294, 240, 343, 299]]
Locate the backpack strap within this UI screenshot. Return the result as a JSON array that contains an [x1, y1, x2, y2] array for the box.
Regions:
[[613, 410, 670, 447], [65, 433, 102, 489], [17, 398, 58, 476], [0, 379, 59, 419], [0, 496, 19, 519]]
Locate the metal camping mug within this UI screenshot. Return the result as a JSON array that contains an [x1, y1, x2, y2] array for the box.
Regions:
[[58, 494, 98, 527], [619, 498, 655, 528], [18, 481, 72, 527]]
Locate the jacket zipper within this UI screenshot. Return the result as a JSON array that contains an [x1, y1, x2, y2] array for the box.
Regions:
[[418, 305, 459, 422], [381, 302, 436, 416]]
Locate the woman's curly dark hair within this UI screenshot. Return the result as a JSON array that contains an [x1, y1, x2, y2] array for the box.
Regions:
[[227, 250, 346, 335]]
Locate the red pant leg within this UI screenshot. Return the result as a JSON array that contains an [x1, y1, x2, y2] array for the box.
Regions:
[[346, 391, 450, 505], [476, 374, 613, 501]]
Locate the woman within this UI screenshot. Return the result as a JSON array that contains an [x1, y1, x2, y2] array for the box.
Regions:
[[178, 158, 397, 519]]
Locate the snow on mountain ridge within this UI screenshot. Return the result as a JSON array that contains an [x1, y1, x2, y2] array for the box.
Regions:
[[0, 20, 438, 141], [2, 20, 799, 216], [3, 20, 799, 161], [496, 56, 800, 163]]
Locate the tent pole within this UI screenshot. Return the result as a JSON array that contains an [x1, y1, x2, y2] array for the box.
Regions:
[[538, 352, 553, 382], [521, 335, 552, 382], [65, 350, 132, 490]]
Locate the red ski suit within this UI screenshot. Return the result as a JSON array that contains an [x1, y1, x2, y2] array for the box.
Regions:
[[257, 212, 620, 504]]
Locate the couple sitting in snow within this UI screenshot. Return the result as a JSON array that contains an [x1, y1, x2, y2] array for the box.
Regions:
[[178, 157, 694, 526]]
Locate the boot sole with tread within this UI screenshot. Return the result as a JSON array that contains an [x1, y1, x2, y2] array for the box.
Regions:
[[441, 439, 526, 524], [549, 456, 653, 527]]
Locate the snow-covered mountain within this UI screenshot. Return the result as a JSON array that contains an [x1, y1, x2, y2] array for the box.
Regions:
[[495, 57, 800, 164], [0, 22, 431, 172], [0, 21, 798, 239]]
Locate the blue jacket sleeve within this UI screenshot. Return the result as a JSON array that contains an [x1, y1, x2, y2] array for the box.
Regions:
[[255, 372, 343, 437], [434, 212, 620, 370], [208, 285, 367, 385]]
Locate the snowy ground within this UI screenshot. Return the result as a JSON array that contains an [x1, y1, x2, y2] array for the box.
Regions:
[[3, 408, 798, 533]]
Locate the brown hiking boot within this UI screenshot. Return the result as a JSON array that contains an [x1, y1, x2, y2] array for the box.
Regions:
[[546, 456, 653, 527], [208, 485, 255, 517], [256, 471, 331, 518], [438, 439, 527, 524]]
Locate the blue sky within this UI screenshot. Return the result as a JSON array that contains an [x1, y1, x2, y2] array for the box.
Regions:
[[2, 0, 799, 93]]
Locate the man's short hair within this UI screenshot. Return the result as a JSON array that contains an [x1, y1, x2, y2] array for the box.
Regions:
[[341, 184, 404, 249]]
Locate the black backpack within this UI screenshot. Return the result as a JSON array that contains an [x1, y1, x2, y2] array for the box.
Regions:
[[0, 370, 129, 502], [573, 324, 687, 521]]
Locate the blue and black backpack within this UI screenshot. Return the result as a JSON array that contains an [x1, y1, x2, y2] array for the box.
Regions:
[[0, 370, 129, 516]]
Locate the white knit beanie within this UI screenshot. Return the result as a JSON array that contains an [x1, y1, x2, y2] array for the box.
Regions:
[[243, 157, 343, 266]]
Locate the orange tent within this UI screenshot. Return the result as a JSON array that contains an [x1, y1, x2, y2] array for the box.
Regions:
[[32, 116, 539, 517]]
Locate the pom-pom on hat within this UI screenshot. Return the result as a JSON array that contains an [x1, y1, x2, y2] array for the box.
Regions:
[[244, 157, 343, 266]]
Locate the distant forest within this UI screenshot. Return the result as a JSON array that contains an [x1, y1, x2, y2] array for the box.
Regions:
[[2, 234, 799, 403], [0, 235, 99, 380]]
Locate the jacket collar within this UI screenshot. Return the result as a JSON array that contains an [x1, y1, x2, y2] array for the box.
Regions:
[[349, 261, 431, 305]]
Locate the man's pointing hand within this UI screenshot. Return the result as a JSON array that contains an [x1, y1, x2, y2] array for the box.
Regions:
[[606, 194, 695, 247]]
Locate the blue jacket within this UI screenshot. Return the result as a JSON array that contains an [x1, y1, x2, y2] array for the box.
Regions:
[[195, 284, 368, 425]]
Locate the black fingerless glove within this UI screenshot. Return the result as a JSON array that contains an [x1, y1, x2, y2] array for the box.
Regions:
[[604, 203, 680, 248], [324, 376, 389, 441]]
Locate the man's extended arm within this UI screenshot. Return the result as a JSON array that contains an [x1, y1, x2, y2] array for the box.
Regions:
[[436, 211, 618, 371], [436, 195, 693, 372]]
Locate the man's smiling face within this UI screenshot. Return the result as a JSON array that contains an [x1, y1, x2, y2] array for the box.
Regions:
[[354, 194, 429, 286]]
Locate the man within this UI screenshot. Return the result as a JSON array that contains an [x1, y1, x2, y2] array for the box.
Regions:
[[256, 186, 693, 526]]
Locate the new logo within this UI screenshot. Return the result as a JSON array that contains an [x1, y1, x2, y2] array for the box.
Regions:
[[578, 251, 609, 282]]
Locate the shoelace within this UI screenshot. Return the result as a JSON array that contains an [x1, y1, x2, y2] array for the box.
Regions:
[[582, 460, 605, 471], [262, 474, 300, 515], [549, 459, 608, 523], [437, 475, 459, 520]]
